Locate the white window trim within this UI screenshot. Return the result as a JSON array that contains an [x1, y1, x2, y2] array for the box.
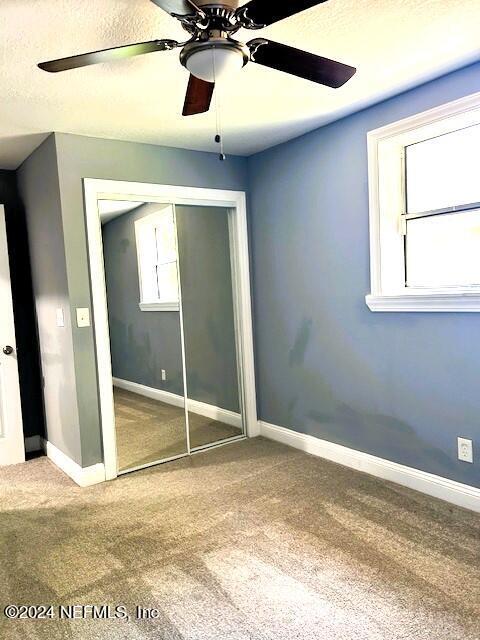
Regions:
[[367, 90, 480, 312], [138, 301, 180, 312]]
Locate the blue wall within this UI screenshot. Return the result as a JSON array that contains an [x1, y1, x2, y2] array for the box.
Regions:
[[248, 61, 480, 488]]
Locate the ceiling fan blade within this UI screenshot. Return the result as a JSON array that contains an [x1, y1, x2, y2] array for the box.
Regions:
[[38, 39, 179, 73], [182, 74, 215, 116], [238, 0, 328, 28], [248, 39, 356, 88], [150, 0, 199, 18]]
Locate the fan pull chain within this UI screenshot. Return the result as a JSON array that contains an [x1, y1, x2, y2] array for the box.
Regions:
[[212, 48, 226, 161]]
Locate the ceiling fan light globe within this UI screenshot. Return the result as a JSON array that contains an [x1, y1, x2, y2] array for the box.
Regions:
[[185, 46, 246, 83]]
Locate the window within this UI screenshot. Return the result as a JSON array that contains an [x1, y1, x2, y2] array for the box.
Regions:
[[366, 92, 480, 312], [135, 206, 180, 311]]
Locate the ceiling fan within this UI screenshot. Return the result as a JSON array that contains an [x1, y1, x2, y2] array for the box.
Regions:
[[38, 0, 356, 117]]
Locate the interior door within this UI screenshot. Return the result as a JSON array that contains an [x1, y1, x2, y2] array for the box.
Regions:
[[0, 205, 25, 465]]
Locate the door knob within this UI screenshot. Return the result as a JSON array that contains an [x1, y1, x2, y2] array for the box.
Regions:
[[3, 346, 14, 355]]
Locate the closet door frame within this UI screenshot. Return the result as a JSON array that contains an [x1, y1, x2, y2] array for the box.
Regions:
[[83, 178, 258, 481]]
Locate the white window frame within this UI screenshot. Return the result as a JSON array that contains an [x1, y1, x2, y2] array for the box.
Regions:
[[366, 91, 480, 312], [134, 205, 180, 312]]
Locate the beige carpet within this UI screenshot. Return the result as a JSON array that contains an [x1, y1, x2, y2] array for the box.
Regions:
[[0, 438, 479, 640], [114, 388, 242, 471]]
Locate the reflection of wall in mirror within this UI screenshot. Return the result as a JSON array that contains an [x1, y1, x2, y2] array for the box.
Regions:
[[102, 203, 184, 397], [102, 204, 239, 412], [177, 205, 239, 414]]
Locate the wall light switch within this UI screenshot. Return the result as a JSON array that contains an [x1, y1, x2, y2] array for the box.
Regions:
[[56, 308, 65, 327], [458, 437, 473, 464], [76, 307, 90, 328], [161, 369, 167, 381]]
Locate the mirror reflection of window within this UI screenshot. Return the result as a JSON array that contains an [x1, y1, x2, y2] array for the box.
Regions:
[[135, 206, 180, 311]]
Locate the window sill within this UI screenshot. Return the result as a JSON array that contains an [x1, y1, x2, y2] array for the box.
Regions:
[[139, 302, 180, 312], [366, 292, 480, 312]]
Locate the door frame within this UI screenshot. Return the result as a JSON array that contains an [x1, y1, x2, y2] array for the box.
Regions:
[[83, 179, 258, 481], [0, 205, 25, 466]]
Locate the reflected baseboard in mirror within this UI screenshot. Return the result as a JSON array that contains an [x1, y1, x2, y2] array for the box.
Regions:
[[188, 413, 241, 450]]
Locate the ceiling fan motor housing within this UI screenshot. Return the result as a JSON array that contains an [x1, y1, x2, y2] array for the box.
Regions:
[[180, 38, 250, 83]]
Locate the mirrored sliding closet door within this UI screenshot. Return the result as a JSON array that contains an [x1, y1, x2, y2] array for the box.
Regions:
[[101, 201, 187, 472], [176, 206, 245, 450], [100, 200, 244, 475]]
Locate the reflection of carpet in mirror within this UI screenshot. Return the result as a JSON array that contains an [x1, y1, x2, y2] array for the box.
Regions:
[[114, 388, 242, 472]]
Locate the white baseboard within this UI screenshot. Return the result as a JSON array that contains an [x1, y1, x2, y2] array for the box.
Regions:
[[44, 440, 105, 487], [113, 378, 184, 408], [188, 398, 242, 429], [24, 435, 43, 453], [113, 377, 242, 429], [259, 420, 480, 513]]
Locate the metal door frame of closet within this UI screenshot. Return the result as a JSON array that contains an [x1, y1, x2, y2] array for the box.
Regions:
[[84, 178, 259, 482]]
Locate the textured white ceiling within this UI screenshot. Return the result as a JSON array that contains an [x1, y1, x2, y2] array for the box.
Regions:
[[1, 0, 480, 169]]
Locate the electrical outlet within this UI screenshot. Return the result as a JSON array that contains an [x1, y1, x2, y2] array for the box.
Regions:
[[161, 369, 167, 381], [76, 307, 90, 328], [458, 437, 473, 464]]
